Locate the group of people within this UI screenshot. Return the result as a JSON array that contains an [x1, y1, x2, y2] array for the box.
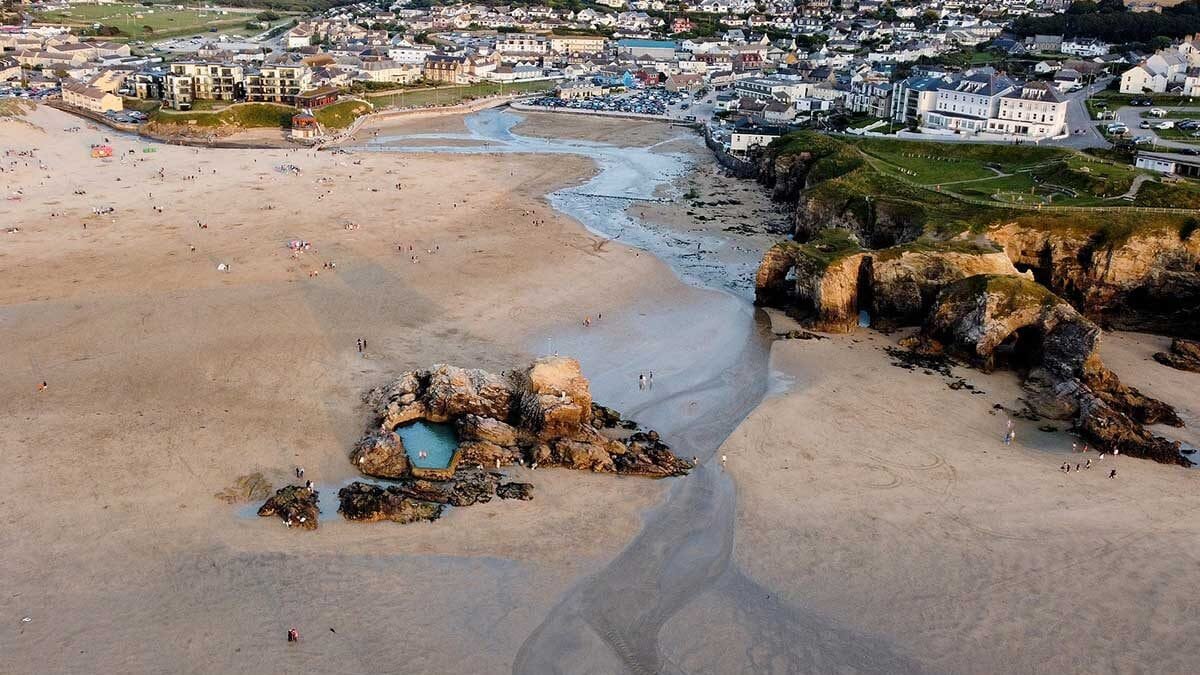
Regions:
[[638, 371, 655, 391], [355, 338, 368, 353]]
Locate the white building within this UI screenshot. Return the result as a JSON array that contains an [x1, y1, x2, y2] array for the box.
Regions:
[[987, 81, 1068, 139]]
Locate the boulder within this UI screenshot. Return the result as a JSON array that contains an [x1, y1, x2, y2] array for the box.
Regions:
[[257, 485, 320, 530], [350, 429, 410, 479], [425, 365, 514, 422], [1153, 338, 1200, 373], [516, 357, 593, 438], [497, 482, 534, 500], [337, 482, 444, 524], [456, 414, 519, 446]]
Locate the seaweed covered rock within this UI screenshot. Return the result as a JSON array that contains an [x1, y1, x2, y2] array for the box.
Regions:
[[257, 485, 320, 530], [1153, 338, 1200, 373], [394, 468, 498, 507], [497, 482, 534, 500], [350, 429, 410, 479], [337, 482, 444, 524], [613, 432, 694, 477]]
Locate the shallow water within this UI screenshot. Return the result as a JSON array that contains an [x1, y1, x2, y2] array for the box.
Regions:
[[396, 420, 459, 469]]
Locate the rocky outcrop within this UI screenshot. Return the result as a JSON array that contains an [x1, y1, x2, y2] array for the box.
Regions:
[[756, 234, 1022, 332], [913, 274, 1188, 465], [1154, 338, 1200, 373], [257, 485, 320, 529], [360, 356, 692, 480], [988, 221, 1200, 335], [871, 247, 1022, 326], [350, 429, 410, 479], [516, 357, 593, 438], [337, 482, 444, 524]]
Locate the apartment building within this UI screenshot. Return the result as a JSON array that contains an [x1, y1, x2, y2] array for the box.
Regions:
[[164, 61, 246, 109], [496, 33, 548, 55], [246, 62, 312, 105], [61, 80, 123, 114], [549, 35, 608, 55]]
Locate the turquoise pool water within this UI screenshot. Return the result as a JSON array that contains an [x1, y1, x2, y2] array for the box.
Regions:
[[396, 421, 459, 469]]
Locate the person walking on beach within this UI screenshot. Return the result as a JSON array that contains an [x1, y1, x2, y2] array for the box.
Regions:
[[648, 371, 654, 390], [639, 373, 645, 390], [356, 338, 363, 353], [1108, 469, 1117, 479], [1085, 459, 1092, 470], [295, 467, 304, 479], [287, 628, 299, 643], [721, 454, 727, 468]]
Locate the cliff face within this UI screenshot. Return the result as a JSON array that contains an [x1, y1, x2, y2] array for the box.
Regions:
[[987, 222, 1200, 335], [915, 275, 1187, 466], [755, 238, 1021, 331]]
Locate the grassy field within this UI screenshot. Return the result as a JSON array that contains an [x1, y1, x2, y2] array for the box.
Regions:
[[35, 3, 282, 41], [767, 131, 1199, 241], [368, 80, 556, 109], [313, 99, 372, 129], [151, 102, 298, 128], [150, 99, 371, 130], [853, 137, 1068, 185]]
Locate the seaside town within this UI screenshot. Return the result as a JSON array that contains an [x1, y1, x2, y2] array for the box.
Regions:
[[3, 0, 1200, 673]]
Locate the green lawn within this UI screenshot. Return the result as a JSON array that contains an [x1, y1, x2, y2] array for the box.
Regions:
[[1152, 127, 1200, 144], [150, 99, 372, 130], [853, 137, 1067, 185], [151, 103, 298, 128], [313, 99, 372, 129], [368, 80, 556, 109], [36, 2, 290, 41]]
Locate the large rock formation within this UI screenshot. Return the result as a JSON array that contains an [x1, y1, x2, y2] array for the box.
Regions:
[[988, 221, 1200, 335], [913, 275, 1188, 465], [337, 482, 444, 524], [756, 232, 1021, 332], [257, 485, 320, 530], [359, 356, 692, 480]]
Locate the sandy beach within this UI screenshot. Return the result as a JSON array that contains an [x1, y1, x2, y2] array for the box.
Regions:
[[3, 103, 1198, 675]]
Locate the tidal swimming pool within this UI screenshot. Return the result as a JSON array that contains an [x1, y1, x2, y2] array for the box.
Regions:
[[396, 421, 459, 469]]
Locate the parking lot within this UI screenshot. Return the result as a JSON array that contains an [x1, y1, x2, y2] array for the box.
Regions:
[[528, 88, 684, 116]]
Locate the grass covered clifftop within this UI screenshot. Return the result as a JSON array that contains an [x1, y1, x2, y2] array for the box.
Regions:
[[761, 131, 1200, 243], [147, 99, 371, 134]]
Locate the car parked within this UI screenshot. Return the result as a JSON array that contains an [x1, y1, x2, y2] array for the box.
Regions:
[[1148, 108, 1167, 117], [1140, 120, 1151, 129], [1154, 120, 1174, 130]]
